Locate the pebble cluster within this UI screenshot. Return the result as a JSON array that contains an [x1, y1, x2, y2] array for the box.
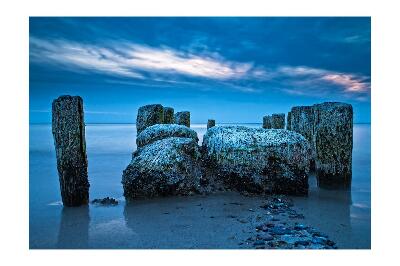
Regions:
[[239, 197, 337, 249]]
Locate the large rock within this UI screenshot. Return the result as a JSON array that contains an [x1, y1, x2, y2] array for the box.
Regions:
[[313, 102, 353, 188], [122, 137, 202, 199], [136, 124, 198, 148], [174, 111, 190, 127], [271, 113, 285, 129], [163, 107, 174, 124], [136, 104, 164, 134], [263, 115, 272, 129], [52, 95, 89, 206], [202, 126, 310, 195]]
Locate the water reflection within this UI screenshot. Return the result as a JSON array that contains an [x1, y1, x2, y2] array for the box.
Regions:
[[57, 206, 90, 248]]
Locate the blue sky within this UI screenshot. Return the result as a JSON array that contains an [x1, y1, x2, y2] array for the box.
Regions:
[[29, 17, 371, 123]]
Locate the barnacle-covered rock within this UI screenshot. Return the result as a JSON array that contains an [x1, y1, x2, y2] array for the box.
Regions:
[[313, 102, 353, 188], [136, 124, 198, 148], [202, 126, 310, 195], [174, 111, 190, 127], [271, 113, 285, 129], [122, 137, 202, 199], [136, 104, 164, 134]]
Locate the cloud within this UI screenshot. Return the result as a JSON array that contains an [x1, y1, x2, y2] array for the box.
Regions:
[[30, 37, 370, 99], [274, 65, 370, 94], [30, 37, 258, 81], [321, 74, 369, 92]]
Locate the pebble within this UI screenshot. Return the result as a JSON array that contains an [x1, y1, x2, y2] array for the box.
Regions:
[[91, 197, 118, 206]]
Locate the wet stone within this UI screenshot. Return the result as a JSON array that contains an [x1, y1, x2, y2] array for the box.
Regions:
[[91, 197, 118, 206]]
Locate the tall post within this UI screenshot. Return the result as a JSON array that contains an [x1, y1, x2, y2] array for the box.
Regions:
[[52, 95, 89, 206]]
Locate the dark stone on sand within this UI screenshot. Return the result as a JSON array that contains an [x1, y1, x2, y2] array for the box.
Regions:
[[52, 95, 89, 207], [295, 240, 310, 246], [136, 104, 164, 134], [313, 102, 353, 188], [202, 126, 310, 195], [262, 115, 272, 129], [271, 113, 285, 129], [174, 111, 190, 127], [163, 107, 174, 124], [136, 124, 199, 148], [91, 197, 118, 206], [207, 119, 216, 129], [253, 240, 265, 246], [122, 137, 202, 200]]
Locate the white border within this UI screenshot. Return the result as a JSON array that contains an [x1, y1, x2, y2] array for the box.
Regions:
[[1, 0, 399, 265]]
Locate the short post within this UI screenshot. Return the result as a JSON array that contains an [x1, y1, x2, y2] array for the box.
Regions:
[[52, 95, 89, 207], [136, 104, 164, 134], [163, 107, 174, 124], [174, 111, 190, 127], [263, 115, 272, 129], [207, 119, 216, 129], [271, 113, 285, 129], [286, 111, 292, 130]]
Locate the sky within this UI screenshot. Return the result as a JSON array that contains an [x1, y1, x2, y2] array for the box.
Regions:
[[29, 17, 371, 123]]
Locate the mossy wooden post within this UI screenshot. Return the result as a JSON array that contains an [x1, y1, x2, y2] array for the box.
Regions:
[[136, 104, 164, 134], [313, 102, 353, 188], [174, 111, 190, 127], [287, 111, 292, 130], [263, 115, 272, 129], [207, 119, 215, 129], [271, 113, 285, 129], [163, 107, 174, 124], [52, 95, 89, 207]]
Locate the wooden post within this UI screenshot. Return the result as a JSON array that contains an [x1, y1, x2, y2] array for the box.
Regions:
[[52, 95, 89, 206]]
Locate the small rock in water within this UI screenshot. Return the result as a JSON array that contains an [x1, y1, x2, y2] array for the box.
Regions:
[[91, 197, 118, 206]]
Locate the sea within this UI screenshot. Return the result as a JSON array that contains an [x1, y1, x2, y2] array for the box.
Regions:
[[29, 123, 371, 249]]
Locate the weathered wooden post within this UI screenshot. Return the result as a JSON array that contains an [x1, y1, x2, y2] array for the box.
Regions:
[[52, 95, 89, 207], [263, 115, 272, 129], [207, 119, 215, 129], [271, 113, 285, 129], [136, 104, 164, 134], [174, 111, 190, 127], [290, 105, 316, 169], [287, 111, 292, 130], [313, 102, 353, 188], [163, 107, 174, 124]]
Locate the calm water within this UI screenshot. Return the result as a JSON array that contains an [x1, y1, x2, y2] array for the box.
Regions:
[[29, 123, 371, 248]]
